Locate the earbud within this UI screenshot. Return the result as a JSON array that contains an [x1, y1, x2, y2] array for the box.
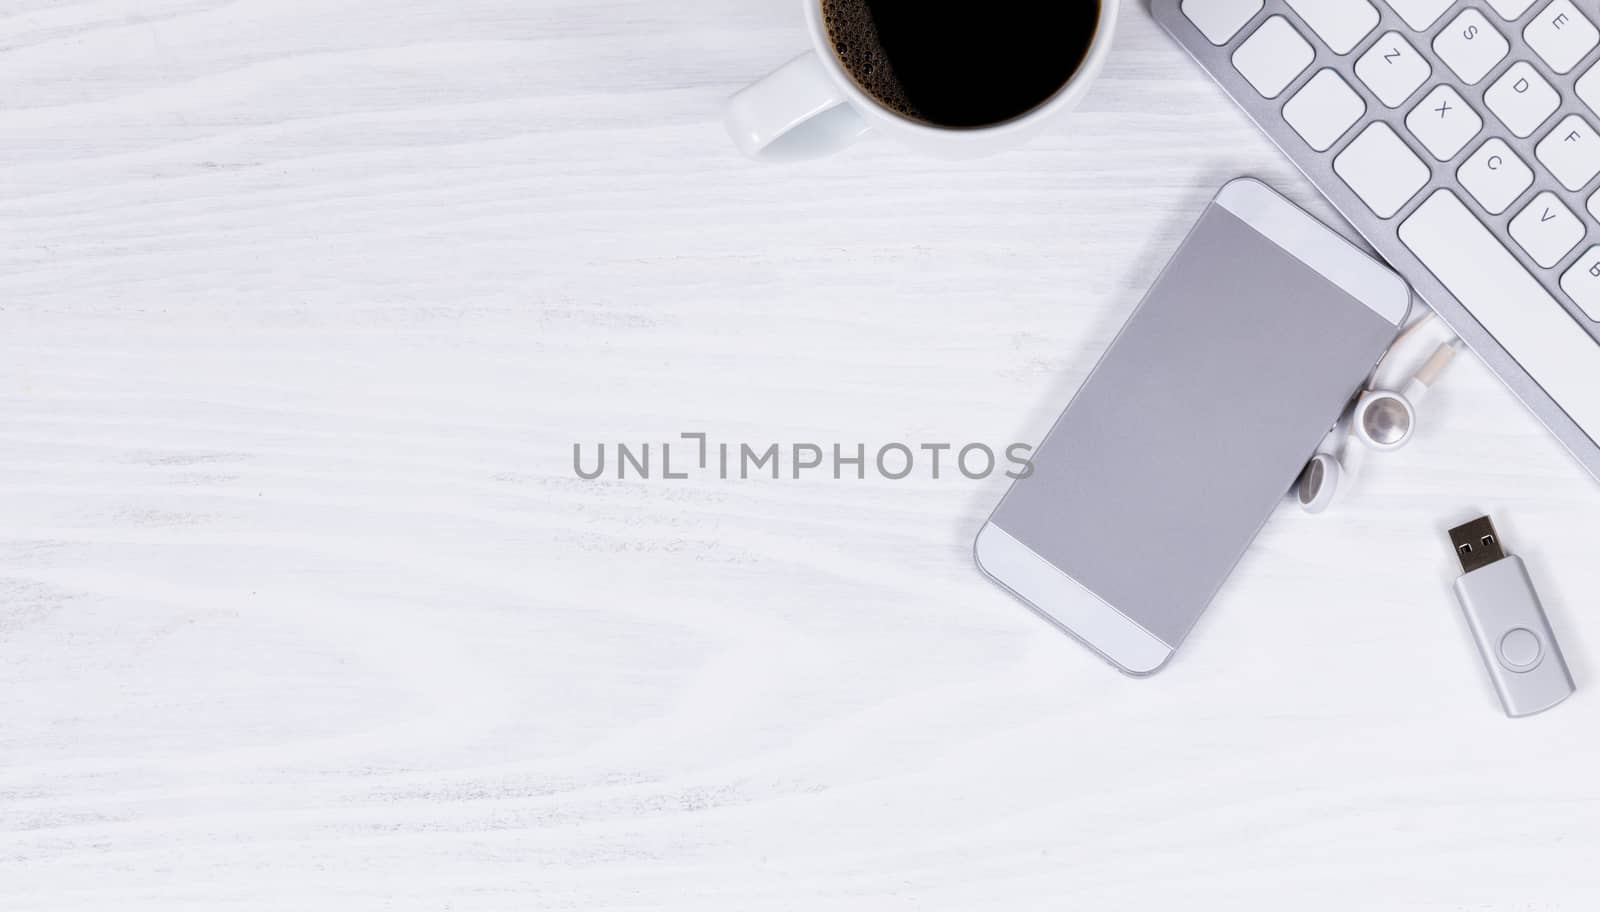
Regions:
[[1297, 316, 1459, 513], [1352, 387, 1417, 450], [1296, 416, 1368, 514]]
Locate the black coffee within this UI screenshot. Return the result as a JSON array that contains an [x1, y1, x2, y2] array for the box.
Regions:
[[820, 0, 1100, 129]]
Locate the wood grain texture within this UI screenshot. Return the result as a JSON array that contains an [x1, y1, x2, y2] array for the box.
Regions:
[[3, 1, 1600, 909]]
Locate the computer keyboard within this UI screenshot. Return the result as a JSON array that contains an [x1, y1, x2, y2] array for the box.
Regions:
[[1153, 0, 1600, 481]]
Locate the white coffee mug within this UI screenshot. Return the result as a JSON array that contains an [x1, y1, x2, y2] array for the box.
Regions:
[[726, 0, 1119, 161]]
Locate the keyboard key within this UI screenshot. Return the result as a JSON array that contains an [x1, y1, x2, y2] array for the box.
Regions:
[[1356, 32, 1432, 108], [1400, 191, 1600, 440], [1434, 9, 1510, 84], [1525, 0, 1599, 74], [1510, 191, 1585, 267], [1406, 85, 1483, 160], [1232, 16, 1314, 98], [1384, 0, 1453, 31], [1286, 0, 1378, 55], [1574, 59, 1600, 117], [1487, 61, 1561, 137], [1182, 0, 1266, 45], [1335, 122, 1431, 218], [1284, 69, 1366, 151], [1489, 0, 1539, 18], [1589, 186, 1600, 221], [1459, 139, 1535, 214], [1536, 114, 1600, 190], [1560, 247, 1600, 320]]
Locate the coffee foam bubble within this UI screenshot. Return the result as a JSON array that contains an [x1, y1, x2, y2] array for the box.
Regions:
[[822, 0, 921, 121]]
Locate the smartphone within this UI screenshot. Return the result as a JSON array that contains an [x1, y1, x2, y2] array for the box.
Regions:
[[975, 179, 1409, 675]]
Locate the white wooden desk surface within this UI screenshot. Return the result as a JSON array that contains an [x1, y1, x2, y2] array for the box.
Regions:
[[4, 1, 1600, 909]]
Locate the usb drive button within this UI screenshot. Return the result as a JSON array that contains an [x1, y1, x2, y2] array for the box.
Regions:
[[1499, 628, 1543, 672]]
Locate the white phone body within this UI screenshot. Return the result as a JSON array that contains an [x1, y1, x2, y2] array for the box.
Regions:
[[975, 179, 1410, 675]]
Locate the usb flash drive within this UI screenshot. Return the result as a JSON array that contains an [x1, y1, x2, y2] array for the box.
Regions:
[[1448, 516, 1574, 718]]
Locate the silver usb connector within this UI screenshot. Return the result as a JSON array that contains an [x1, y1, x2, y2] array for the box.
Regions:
[[1449, 515, 1505, 574]]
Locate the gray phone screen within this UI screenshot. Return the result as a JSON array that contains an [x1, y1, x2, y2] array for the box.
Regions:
[[990, 205, 1399, 648]]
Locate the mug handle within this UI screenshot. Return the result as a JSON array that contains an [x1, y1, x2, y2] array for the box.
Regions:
[[726, 52, 871, 161]]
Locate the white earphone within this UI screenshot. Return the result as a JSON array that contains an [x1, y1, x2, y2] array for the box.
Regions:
[[1297, 314, 1460, 513]]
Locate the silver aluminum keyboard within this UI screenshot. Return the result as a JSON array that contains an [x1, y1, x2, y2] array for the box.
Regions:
[[1153, 0, 1600, 481]]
